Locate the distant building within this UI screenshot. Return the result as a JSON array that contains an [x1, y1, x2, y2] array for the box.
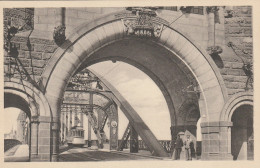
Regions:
[[16, 111, 29, 144], [4, 127, 17, 139]]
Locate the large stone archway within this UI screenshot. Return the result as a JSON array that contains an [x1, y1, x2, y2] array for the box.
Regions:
[[4, 79, 52, 161], [40, 10, 228, 160]]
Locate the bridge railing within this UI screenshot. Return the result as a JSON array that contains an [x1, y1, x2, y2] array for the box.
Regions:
[[118, 140, 172, 153]]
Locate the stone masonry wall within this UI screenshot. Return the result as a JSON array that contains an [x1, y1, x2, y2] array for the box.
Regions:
[[220, 6, 253, 96], [4, 7, 253, 96], [4, 8, 57, 83]]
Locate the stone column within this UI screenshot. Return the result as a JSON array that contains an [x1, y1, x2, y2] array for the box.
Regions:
[[201, 121, 233, 160], [88, 119, 92, 147], [31, 116, 52, 162], [51, 118, 60, 162], [207, 10, 215, 47], [80, 112, 83, 127], [69, 110, 72, 130], [30, 117, 39, 160], [60, 112, 64, 144], [65, 112, 68, 140]]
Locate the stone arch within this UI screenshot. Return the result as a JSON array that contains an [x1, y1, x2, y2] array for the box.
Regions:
[[4, 79, 53, 161], [41, 11, 228, 125], [220, 91, 253, 122], [4, 78, 51, 117]]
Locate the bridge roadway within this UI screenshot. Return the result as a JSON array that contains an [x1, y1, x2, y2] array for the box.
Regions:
[[59, 146, 166, 162]]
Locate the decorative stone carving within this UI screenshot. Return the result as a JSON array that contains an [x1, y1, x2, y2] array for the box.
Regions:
[[206, 46, 223, 55], [53, 25, 66, 46], [121, 7, 164, 38]]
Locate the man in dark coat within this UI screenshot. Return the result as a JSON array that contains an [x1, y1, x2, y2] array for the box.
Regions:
[[174, 134, 183, 160]]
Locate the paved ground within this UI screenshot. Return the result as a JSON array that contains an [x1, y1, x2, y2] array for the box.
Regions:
[[4, 144, 29, 162], [58, 147, 165, 162]]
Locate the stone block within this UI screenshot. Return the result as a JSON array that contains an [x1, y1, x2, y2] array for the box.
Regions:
[[223, 62, 232, 68], [39, 137, 51, 145], [39, 123, 51, 129], [25, 67, 33, 74], [18, 50, 27, 58], [220, 68, 228, 75], [66, 9, 78, 18], [39, 130, 51, 137], [39, 146, 51, 154], [30, 52, 42, 59], [19, 58, 31, 67], [39, 15, 56, 24], [209, 146, 219, 153], [34, 44, 45, 52], [227, 69, 241, 76], [34, 24, 49, 32], [227, 88, 245, 95], [209, 133, 219, 140], [219, 140, 227, 146], [33, 67, 43, 76], [232, 62, 243, 69], [219, 145, 228, 153], [42, 53, 53, 60], [86, 7, 102, 13], [32, 59, 46, 68], [30, 38, 54, 45], [20, 43, 34, 51], [47, 8, 57, 16], [44, 45, 57, 53], [35, 8, 48, 16]]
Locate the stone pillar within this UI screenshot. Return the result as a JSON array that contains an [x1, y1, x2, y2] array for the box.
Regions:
[[201, 121, 233, 160], [65, 112, 68, 139], [69, 110, 72, 130], [31, 116, 52, 162], [88, 119, 92, 147], [33, 8, 64, 40], [60, 112, 64, 144], [30, 117, 39, 160], [80, 112, 83, 127], [207, 11, 215, 47], [51, 118, 59, 162], [130, 125, 139, 153]]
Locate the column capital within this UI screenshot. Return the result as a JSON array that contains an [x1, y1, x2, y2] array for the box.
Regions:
[[201, 121, 233, 134]]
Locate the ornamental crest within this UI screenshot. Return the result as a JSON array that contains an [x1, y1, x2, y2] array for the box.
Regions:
[[121, 7, 164, 38]]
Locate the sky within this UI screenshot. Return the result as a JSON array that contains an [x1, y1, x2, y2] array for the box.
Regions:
[[4, 107, 21, 134], [89, 61, 171, 140]]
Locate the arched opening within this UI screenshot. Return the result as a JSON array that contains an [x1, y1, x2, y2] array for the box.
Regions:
[[4, 108, 30, 145], [4, 79, 52, 161], [231, 104, 253, 160], [41, 11, 228, 159], [4, 93, 31, 162], [177, 100, 200, 160]]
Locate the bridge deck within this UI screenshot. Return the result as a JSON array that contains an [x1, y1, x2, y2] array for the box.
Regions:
[[59, 147, 165, 162]]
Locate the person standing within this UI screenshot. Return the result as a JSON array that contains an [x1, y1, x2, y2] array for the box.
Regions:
[[184, 135, 193, 161], [174, 134, 183, 160]]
